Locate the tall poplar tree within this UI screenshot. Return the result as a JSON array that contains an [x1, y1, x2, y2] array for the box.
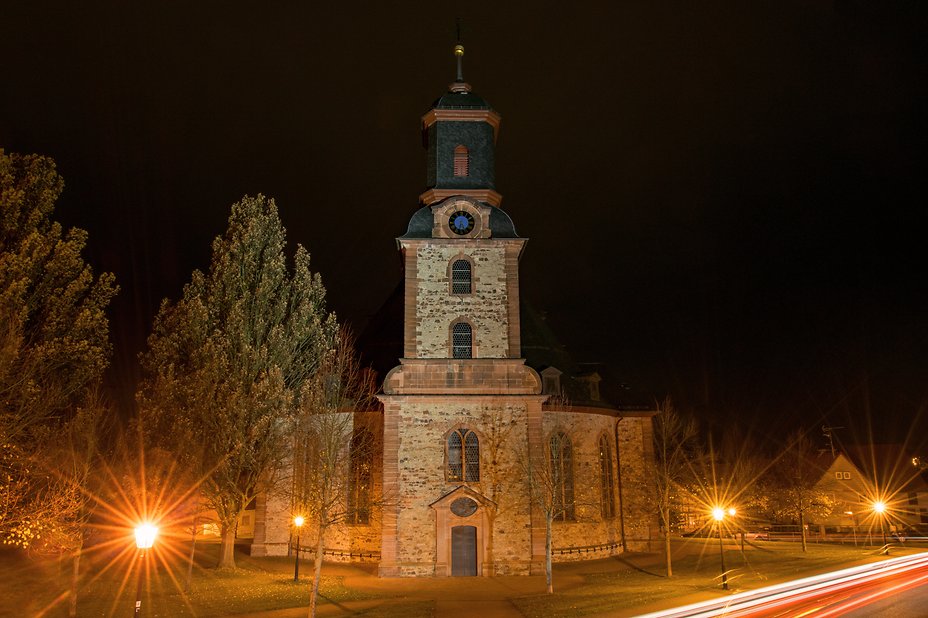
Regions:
[[138, 194, 336, 568], [0, 149, 117, 546]]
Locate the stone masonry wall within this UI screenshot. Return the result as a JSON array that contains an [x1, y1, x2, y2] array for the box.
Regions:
[[390, 397, 533, 576], [617, 416, 656, 551], [542, 411, 656, 559], [415, 245, 509, 359]]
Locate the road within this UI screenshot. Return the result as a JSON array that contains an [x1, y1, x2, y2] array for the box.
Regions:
[[638, 552, 928, 617]]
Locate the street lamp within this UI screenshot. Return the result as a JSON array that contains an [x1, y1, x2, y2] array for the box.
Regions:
[[134, 522, 158, 616], [873, 500, 888, 554], [712, 507, 729, 590], [293, 515, 304, 582]]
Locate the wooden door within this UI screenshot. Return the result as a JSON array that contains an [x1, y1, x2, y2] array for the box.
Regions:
[[451, 525, 477, 576]]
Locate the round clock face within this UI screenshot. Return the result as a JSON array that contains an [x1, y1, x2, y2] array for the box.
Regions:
[[449, 211, 475, 235]]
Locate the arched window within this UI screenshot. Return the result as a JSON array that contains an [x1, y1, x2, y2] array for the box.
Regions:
[[452, 322, 472, 359], [447, 428, 480, 482], [348, 428, 373, 524], [451, 259, 472, 294], [550, 432, 575, 521], [599, 435, 615, 519], [453, 145, 469, 177]]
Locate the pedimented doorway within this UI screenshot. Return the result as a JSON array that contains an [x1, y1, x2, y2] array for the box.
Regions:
[[431, 487, 495, 576]]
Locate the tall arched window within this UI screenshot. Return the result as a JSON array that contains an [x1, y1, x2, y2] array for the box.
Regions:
[[451, 259, 472, 294], [348, 428, 373, 524], [452, 322, 472, 359], [550, 432, 575, 521], [447, 428, 480, 482], [453, 144, 469, 177], [599, 435, 615, 519]]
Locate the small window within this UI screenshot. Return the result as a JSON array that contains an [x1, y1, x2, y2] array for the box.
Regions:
[[453, 145, 469, 177], [451, 259, 472, 294], [452, 322, 472, 359], [843, 472, 851, 480], [835, 472, 842, 480], [447, 428, 479, 482]]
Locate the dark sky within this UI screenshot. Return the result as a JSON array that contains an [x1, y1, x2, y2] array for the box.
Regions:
[[2, 1, 926, 449]]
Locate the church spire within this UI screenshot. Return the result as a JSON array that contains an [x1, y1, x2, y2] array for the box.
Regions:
[[450, 20, 471, 93]]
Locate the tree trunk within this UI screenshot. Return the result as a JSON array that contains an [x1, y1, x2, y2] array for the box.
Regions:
[[185, 514, 198, 591], [69, 543, 82, 617], [799, 509, 807, 553], [545, 512, 553, 594], [218, 525, 237, 569], [663, 505, 673, 577], [485, 511, 495, 577], [309, 525, 326, 618]]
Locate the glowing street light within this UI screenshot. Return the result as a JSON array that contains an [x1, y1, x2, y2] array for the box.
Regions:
[[712, 506, 730, 590], [873, 500, 888, 553], [133, 522, 158, 616], [293, 515, 305, 582]]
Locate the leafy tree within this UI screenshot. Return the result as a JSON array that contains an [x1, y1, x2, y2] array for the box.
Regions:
[[138, 194, 336, 569], [0, 149, 117, 547], [290, 329, 376, 617], [648, 397, 699, 577], [765, 431, 835, 551]]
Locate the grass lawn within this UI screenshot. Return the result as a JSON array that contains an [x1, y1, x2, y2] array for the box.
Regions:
[[0, 542, 394, 617], [1, 538, 920, 617]]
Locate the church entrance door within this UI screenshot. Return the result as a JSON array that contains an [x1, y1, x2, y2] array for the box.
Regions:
[[451, 525, 477, 576]]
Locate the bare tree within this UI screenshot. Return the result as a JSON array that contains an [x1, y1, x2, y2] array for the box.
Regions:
[[648, 397, 699, 577], [291, 329, 376, 618], [476, 404, 520, 576], [766, 431, 835, 551], [519, 394, 574, 594]]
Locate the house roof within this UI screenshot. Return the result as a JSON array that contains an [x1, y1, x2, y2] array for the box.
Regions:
[[843, 444, 928, 494]]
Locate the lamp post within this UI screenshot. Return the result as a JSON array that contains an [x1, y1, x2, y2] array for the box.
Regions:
[[712, 507, 729, 590], [844, 511, 858, 546], [133, 523, 158, 617], [873, 500, 888, 554], [293, 516, 304, 582]]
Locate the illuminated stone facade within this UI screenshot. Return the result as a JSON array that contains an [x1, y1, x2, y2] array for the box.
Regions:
[[252, 58, 657, 576]]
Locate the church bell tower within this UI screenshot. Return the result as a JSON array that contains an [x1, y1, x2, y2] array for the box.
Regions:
[[378, 42, 545, 577]]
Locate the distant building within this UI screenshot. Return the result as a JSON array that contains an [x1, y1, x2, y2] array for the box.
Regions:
[[843, 444, 928, 533], [248, 44, 658, 576]]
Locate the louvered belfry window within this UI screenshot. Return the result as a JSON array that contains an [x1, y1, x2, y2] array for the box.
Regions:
[[451, 259, 472, 294], [453, 145, 469, 177], [447, 428, 480, 482], [452, 322, 472, 359]]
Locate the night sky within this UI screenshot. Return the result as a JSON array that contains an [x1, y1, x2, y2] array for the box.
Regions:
[[3, 2, 926, 450]]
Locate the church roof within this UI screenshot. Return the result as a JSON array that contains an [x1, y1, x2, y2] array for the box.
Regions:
[[430, 89, 493, 110], [399, 204, 519, 239]]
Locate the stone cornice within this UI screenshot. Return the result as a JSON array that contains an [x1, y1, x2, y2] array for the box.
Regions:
[[421, 108, 502, 141], [419, 188, 503, 208]]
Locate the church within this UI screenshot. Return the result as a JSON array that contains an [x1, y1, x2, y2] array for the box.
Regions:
[[250, 44, 657, 577]]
